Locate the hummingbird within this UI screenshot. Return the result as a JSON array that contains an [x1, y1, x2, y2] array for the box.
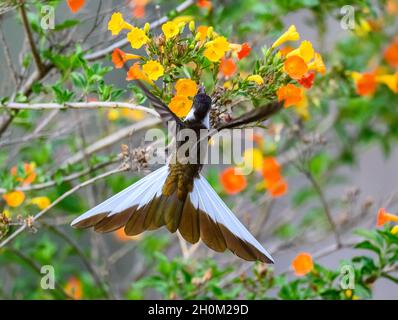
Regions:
[[71, 81, 282, 263]]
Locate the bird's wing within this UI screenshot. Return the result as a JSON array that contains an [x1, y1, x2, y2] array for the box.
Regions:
[[135, 80, 184, 128], [214, 101, 283, 130]]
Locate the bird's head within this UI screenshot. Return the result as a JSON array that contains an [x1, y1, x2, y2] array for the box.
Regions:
[[192, 86, 212, 121]]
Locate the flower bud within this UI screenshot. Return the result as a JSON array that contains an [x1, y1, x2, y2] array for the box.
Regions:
[[189, 20, 195, 33], [207, 26, 214, 38], [144, 22, 150, 34]]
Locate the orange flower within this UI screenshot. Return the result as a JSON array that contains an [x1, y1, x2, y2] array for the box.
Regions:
[[11, 162, 37, 185], [220, 167, 247, 195], [197, 0, 212, 9], [292, 252, 314, 276], [64, 276, 83, 300], [115, 228, 142, 241], [297, 71, 315, 89], [111, 48, 140, 69], [219, 57, 237, 77], [384, 40, 398, 68], [354, 72, 377, 97], [279, 46, 294, 57], [168, 96, 193, 118], [267, 178, 288, 197], [277, 84, 304, 108], [262, 157, 281, 181], [284, 55, 308, 80], [237, 43, 251, 60], [175, 79, 198, 97], [377, 208, 398, 226], [67, 0, 85, 13], [3, 191, 25, 208], [197, 26, 209, 42], [126, 62, 153, 84]]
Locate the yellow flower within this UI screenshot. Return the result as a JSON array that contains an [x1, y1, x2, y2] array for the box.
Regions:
[[144, 22, 150, 34], [142, 60, 164, 81], [272, 25, 300, 48], [127, 27, 149, 49], [173, 15, 194, 25], [108, 12, 132, 36], [204, 36, 230, 62], [355, 19, 371, 37], [3, 191, 25, 208], [168, 96, 193, 117], [247, 75, 264, 85], [308, 52, 326, 74], [175, 79, 197, 97], [242, 148, 263, 172], [286, 40, 314, 62], [293, 91, 310, 120], [107, 109, 120, 121], [3, 209, 10, 219], [30, 197, 51, 210], [162, 21, 180, 40], [391, 225, 398, 235], [375, 73, 398, 93], [121, 109, 146, 121]]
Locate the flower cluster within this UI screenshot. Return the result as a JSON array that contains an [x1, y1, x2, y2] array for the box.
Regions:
[[107, 13, 324, 119], [1, 162, 51, 235], [377, 208, 398, 235], [351, 39, 398, 97], [219, 133, 288, 198]]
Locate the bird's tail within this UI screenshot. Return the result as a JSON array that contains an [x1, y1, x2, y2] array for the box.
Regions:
[[71, 166, 274, 263]]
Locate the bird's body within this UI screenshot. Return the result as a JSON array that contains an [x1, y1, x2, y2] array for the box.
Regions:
[[72, 83, 282, 263]]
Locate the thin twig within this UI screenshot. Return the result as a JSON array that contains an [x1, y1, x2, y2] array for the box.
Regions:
[[0, 167, 128, 248]]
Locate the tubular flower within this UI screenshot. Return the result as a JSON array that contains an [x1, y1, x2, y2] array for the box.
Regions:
[[111, 48, 141, 69], [197, 26, 209, 42], [3, 191, 25, 208], [204, 36, 230, 62], [11, 162, 37, 185], [286, 40, 314, 62], [175, 79, 198, 97], [293, 91, 310, 120], [67, 0, 85, 13], [262, 157, 282, 182], [219, 57, 237, 77], [279, 46, 294, 57], [236, 43, 251, 60], [127, 27, 149, 49], [377, 208, 398, 226], [242, 148, 263, 172], [197, 0, 212, 9], [384, 40, 398, 68], [284, 55, 308, 80], [108, 12, 133, 36], [220, 167, 247, 195], [297, 71, 315, 89], [64, 277, 83, 300], [292, 252, 314, 276], [121, 109, 145, 121], [162, 21, 180, 40], [168, 96, 193, 118], [391, 225, 398, 235], [142, 60, 164, 81], [271, 25, 300, 49], [30, 197, 51, 210], [277, 84, 304, 108], [308, 53, 326, 75], [267, 178, 288, 197], [247, 75, 264, 85], [126, 62, 149, 82], [353, 72, 377, 96], [375, 73, 398, 93]]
